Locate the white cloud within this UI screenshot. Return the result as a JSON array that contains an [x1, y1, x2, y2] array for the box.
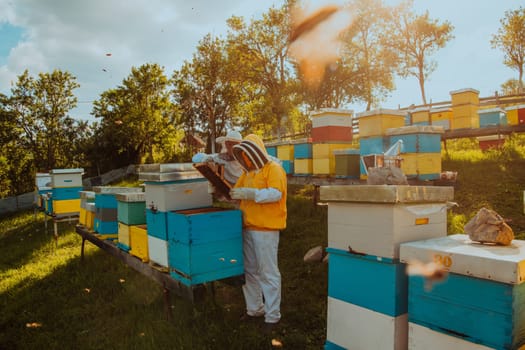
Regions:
[[0, 0, 275, 120]]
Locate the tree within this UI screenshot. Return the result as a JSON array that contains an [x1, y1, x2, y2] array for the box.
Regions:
[[226, 4, 301, 137], [491, 7, 525, 93], [342, 0, 400, 110], [7, 69, 81, 171], [500, 78, 523, 95], [172, 34, 242, 153], [92, 63, 177, 169], [392, 2, 454, 105]]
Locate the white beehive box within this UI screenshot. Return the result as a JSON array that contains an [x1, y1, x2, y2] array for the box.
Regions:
[[400, 234, 525, 284], [326, 297, 407, 350], [148, 235, 169, 267], [320, 185, 454, 259], [408, 322, 492, 350], [50, 168, 84, 188], [144, 180, 212, 212]]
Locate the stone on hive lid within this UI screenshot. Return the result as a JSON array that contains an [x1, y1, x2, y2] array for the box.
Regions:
[[464, 207, 514, 246]]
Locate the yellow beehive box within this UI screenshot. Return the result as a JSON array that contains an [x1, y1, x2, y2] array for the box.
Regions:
[[452, 115, 479, 129], [79, 207, 87, 226], [86, 210, 95, 230], [294, 158, 313, 175], [430, 107, 452, 122], [118, 222, 131, 247], [506, 108, 518, 125], [411, 107, 430, 124], [400, 153, 441, 177], [277, 144, 294, 161], [356, 109, 406, 137], [505, 104, 525, 126], [313, 158, 335, 175], [450, 88, 479, 106], [129, 225, 149, 262], [452, 103, 479, 120], [312, 143, 353, 159], [52, 199, 80, 214]]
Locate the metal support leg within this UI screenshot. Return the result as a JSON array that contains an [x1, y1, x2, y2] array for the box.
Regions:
[[53, 220, 58, 248], [80, 237, 86, 261]]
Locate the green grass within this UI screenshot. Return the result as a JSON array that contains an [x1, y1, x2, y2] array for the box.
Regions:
[[1, 140, 525, 349], [0, 191, 329, 350]]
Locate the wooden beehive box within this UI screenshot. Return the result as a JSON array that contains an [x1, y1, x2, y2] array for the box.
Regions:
[[116, 192, 146, 225], [50, 168, 83, 188], [144, 179, 211, 212], [327, 248, 408, 317], [326, 297, 408, 350], [356, 109, 406, 138], [320, 185, 454, 259], [167, 207, 243, 286], [129, 224, 149, 262], [400, 234, 525, 349]]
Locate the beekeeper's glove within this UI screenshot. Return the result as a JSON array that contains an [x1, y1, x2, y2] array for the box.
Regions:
[[230, 187, 257, 201], [192, 153, 214, 163]]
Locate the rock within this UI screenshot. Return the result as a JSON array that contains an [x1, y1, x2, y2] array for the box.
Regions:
[[303, 246, 324, 263], [464, 207, 514, 246]]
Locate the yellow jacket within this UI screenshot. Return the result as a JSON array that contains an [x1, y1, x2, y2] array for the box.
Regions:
[[233, 134, 287, 231]]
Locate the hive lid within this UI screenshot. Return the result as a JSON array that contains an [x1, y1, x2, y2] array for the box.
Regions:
[[115, 192, 145, 202], [356, 108, 406, 118], [400, 234, 525, 285], [477, 107, 506, 114], [137, 163, 195, 173], [92, 186, 143, 194], [50, 168, 84, 174], [386, 125, 445, 135], [332, 148, 359, 155], [320, 185, 454, 203], [450, 88, 479, 95], [138, 170, 204, 182]]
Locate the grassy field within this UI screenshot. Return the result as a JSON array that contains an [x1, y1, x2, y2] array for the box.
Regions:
[[0, 186, 328, 349], [1, 137, 525, 349]]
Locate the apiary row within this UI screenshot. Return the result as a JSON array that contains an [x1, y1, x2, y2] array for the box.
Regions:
[[267, 120, 443, 181], [321, 184, 525, 350], [78, 163, 244, 287]]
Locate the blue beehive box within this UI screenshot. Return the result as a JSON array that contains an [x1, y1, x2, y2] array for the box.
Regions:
[[386, 125, 444, 153], [167, 207, 244, 286], [327, 247, 408, 317], [388, 133, 441, 153], [146, 209, 168, 240], [94, 218, 118, 234], [400, 234, 525, 349], [293, 142, 313, 159], [478, 108, 507, 127], [167, 207, 242, 244], [266, 146, 277, 158], [52, 186, 82, 200], [359, 136, 387, 155], [281, 160, 294, 175]]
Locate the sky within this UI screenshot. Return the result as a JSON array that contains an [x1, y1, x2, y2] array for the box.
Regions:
[[0, 0, 523, 122]]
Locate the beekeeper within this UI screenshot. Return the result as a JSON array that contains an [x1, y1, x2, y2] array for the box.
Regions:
[[230, 134, 287, 332], [192, 130, 243, 186]]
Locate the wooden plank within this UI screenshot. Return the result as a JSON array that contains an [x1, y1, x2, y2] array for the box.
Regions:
[[320, 185, 454, 203], [442, 123, 525, 140], [75, 225, 201, 302]]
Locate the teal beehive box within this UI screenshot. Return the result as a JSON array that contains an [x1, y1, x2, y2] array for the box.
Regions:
[[116, 192, 146, 225]]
